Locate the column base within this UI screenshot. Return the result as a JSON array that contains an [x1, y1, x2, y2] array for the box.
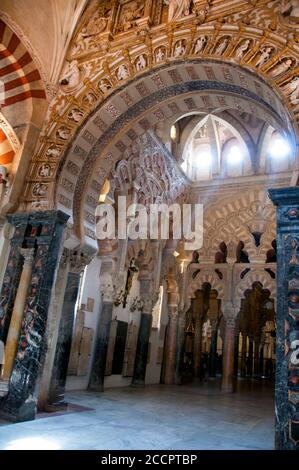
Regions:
[[221, 380, 235, 392], [0, 401, 36, 422], [131, 379, 145, 388], [0, 380, 9, 397], [88, 384, 104, 392], [44, 401, 68, 413]]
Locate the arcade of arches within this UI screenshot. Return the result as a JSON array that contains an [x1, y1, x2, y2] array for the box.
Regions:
[[0, 0, 298, 450]]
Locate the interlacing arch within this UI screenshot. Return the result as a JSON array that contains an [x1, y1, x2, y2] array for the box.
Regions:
[[187, 272, 225, 301], [202, 189, 276, 262], [234, 269, 276, 310]]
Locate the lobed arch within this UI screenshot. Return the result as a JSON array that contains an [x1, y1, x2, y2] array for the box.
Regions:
[[234, 269, 276, 311], [202, 189, 276, 261], [187, 271, 225, 301]]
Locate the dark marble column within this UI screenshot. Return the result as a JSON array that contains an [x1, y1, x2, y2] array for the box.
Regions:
[[0, 211, 69, 422], [0, 214, 28, 343], [164, 306, 178, 384], [240, 333, 247, 377], [221, 305, 236, 392], [175, 313, 186, 385], [46, 272, 80, 410], [269, 187, 299, 450], [132, 276, 153, 387], [247, 338, 254, 376], [234, 333, 240, 377], [209, 328, 218, 377], [89, 301, 113, 391], [254, 340, 260, 376]]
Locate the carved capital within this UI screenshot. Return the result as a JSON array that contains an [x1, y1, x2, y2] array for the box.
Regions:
[[19, 247, 35, 265]]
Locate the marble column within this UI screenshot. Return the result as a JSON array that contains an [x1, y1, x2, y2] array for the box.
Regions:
[[132, 276, 153, 387], [0, 214, 28, 344], [221, 305, 236, 392], [247, 337, 254, 376], [0, 210, 69, 422], [175, 312, 186, 385], [192, 292, 205, 378], [46, 271, 81, 410], [164, 306, 179, 384], [2, 248, 35, 382], [89, 254, 115, 392], [240, 332, 247, 377], [254, 340, 260, 376], [209, 325, 218, 378], [269, 187, 299, 449], [233, 333, 240, 377]]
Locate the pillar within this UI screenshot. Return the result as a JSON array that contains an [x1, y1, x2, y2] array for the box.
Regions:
[[132, 276, 153, 387], [269, 187, 299, 449], [209, 325, 218, 377], [247, 337, 254, 376], [192, 291, 205, 378], [175, 312, 186, 384], [46, 271, 81, 410], [221, 305, 236, 392], [2, 248, 35, 381], [164, 307, 179, 384], [0, 214, 28, 344], [89, 254, 115, 392], [234, 333, 240, 377], [254, 340, 260, 376], [0, 210, 69, 422], [240, 332, 247, 377]]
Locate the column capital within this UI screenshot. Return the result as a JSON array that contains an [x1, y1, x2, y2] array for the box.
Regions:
[[19, 247, 35, 264]]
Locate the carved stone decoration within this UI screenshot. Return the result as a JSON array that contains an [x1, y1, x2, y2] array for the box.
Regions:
[[194, 35, 206, 54], [214, 36, 230, 55], [155, 46, 167, 63], [98, 78, 112, 94], [282, 76, 299, 105], [82, 90, 97, 105], [71, 4, 111, 56], [255, 46, 274, 68], [45, 144, 61, 159], [235, 39, 251, 60], [56, 126, 71, 141], [165, 0, 192, 22], [269, 58, 295, 78], [281, 0, 299, 25], [32, 183, 48, 198], [173, 39, 187, 57], [38, 164, 52, 178], [116, 1, 145, 33], [135, 54, 147, 71], [67, 108, 84, 122], [117, 63, 130, 81], [59, 60, 82, 93]]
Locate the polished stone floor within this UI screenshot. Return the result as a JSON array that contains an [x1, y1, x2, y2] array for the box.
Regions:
[[0, 379, 274, 450]]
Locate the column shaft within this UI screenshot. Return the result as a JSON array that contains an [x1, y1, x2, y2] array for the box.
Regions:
[[269, 187, 299, 449], [3, 249, 34, 381], [132, 312, 152, 386], [46, 272, 80, 410], [221, 315, 236, 392], [193, 319, 203, 378], [164, 307, 178, 384], [175, 314, 185, 384], [89, 301, 113, 391]]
